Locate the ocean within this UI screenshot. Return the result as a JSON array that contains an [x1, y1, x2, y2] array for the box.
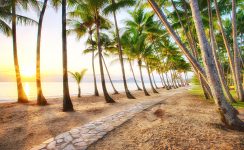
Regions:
[[0, 81, 162, 102]]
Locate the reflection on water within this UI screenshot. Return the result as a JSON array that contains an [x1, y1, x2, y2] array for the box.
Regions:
[[0, 82, 158, 102], [24, 83, 31, 97]]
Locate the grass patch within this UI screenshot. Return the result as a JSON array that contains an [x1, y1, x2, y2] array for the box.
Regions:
[[188, 85, 205, 97]]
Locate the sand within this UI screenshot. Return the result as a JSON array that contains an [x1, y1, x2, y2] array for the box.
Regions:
[[88, 91, 244, 150], [1, 88, 243, 150], [0, 88, 166, 150]]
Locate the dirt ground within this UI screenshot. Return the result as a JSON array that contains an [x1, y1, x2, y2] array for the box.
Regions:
[[88, 91, 244, 150], [0, 88, 168, 150]]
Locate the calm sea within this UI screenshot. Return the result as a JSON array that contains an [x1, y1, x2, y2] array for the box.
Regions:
[[0, 82, 161, 102]]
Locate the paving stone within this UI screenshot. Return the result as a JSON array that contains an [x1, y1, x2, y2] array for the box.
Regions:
[[64, 134, 73, 143], [56, 138, 63, 144], [30, 97, 167, 150], [55, 132, 70, 140], [63, 144, 75, 150]]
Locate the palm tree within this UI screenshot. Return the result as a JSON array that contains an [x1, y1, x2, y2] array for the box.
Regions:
[[147, 0, 244, 129], [62, 0, 74, 111], [104, 0, 136, 99], [76, 0, 115, 103], [67, 5, 102, 96], [11, 0, 38, 103], [122, 31, 150, 96], [69, 69, 87, 97], [232, 0, 244, 102], [213, 0, 244, 101], [36, 0, 48, 105]]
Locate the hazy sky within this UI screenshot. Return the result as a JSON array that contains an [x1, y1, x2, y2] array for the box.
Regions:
[[0, 3, 147, 82]]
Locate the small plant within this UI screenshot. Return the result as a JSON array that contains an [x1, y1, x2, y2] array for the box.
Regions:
[[69, 69, 87, 97]]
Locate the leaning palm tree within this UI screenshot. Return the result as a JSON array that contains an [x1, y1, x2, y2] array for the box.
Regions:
[[104, 0, 136, 99], [62, 0, 74, 111], [146, 0, 244, 129], [69, 69, 87, 97]]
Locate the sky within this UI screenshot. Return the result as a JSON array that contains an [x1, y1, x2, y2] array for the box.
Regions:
[[0, 3, 146, 82]]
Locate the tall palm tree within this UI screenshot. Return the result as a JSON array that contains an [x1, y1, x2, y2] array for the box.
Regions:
[[76, 0, 115, 103], [122, 31, 150, 96], [67, 6, 103, 96], [213, 0, 244, 101], [11, 0, 38, 103], [62, 0, 74, 111], [69, 69, 87, 97], [104, 0, 136, 99], [36, 0, 48, 105], [232, 0, 244, 102]]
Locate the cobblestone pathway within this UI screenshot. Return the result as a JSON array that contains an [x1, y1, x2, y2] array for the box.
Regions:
[[31, 92, 178, 150]]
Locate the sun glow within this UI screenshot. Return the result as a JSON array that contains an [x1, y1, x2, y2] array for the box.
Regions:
[[24, 83, 31, 96], [21, 68, 35, 78]]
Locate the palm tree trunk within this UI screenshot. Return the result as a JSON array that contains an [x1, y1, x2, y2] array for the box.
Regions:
[[170, 69, 178, 88], [152, 71, 159, 89], [36, 0, 48, 106], [190, 0, 243, 129], [213, 0, 241, 100], [129, 60, 142, 90], [112, 0, 134, 99], [232, 0, 244, 101], [78, 84, 81, 98], [207, 0, 236, 103], [146, 64, 158, 93], [158, 73, 165, 88], [138, 60, 150, 96], [62, 0, 74, 111], [162, 74, 170, 90], [12, 0, 28, 103], [95, 14, 115, 103], [165, 72, 172, 89], [102, 55, 119, 94], [90, 31, 99, 96]]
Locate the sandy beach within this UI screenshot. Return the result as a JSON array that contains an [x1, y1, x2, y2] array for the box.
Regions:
[[0, 88, 166, 150]]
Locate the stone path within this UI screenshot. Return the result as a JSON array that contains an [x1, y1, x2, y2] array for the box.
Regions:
[[30, 93, 177, 150]]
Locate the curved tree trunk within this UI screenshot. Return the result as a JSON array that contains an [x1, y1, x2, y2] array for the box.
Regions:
[[189, 0, 243, 129], [232, 0, 244, 101], [162, 74, 170, 90], [12, 0, 28, 103], [165, 73, 172, 89], [102, 55, 119, 94], [90, 31, 99, 96], [95, 13, 115, 103], [138, 60, 150, 96], [36, 0, 48, 106], [158, 73, 165, 88], [207, 0, 236, 103], [152, 71, 159, 89], [129, 60, 142, 90], [62, 0, 74, 111], [112, 0, 135, 99], [213, 0, 243, 101], [146, 64, 158, 93]]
